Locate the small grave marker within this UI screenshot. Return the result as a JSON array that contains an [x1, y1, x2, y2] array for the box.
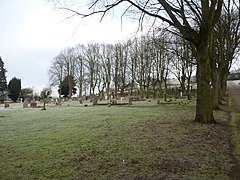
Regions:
[[23, 100, 28, 108], [4, 103, 10, 108]]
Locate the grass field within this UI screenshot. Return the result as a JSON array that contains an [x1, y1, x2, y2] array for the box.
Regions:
[[0, 100, 233, 179], [232, 111, 240, 166], [230, 101, 240, 178]]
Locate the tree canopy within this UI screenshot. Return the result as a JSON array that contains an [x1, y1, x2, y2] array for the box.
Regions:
[[8, 77, 21, 102], [58, 75, 77, 98], [20, 87, 33, 102], [0, 56, 7, 93]]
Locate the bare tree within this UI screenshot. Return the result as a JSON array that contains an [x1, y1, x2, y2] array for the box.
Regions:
[[169, 36, 196, 99], [55, 48, 78, 98], [119, 42, 129, 96], [152, 33, 167, 99], [74, 44, 86, 102], [99, 43, 114, 100], [49, 54, 64, 103], [113, 44, 121, 98], [211, 0, 240, 109], [84, 43, 100, 99], [128, 38, 138, 96]]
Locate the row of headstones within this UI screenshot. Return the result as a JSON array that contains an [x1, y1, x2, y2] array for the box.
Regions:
[[92, 96, 140, 106], [3, 101, 37, 108]]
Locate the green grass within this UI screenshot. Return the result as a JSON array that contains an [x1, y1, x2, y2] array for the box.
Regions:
[[0, 100, 232, 179], [231, 109, 240, 173], [232, 112, 240, 156]]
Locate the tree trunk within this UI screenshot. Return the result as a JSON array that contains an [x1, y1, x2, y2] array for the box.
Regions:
[[186, 77, 191, 101], [195, 42, 215, 123], [59, 81, 62, 105], [164, 78, 167, 101], [211, 69, 221, 110], [139, 80, 143, 99], [68, 76, 73, 98], [106, 81, 110, 100], [79, 59, 83, 101], [219, 66, 229, 102]]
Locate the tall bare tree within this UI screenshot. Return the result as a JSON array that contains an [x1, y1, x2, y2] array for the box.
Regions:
[[99, 43, 114, 99], [128, 38, 138, 95], [84, 43, 100, 99], [49, 54, 64, 102], [211, 0, 240, 109], [170, 36, 196, 99], [152, 33, 168, 99], [74, 44, 86, 101]]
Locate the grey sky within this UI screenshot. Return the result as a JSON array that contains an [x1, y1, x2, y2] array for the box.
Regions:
[[0, 0, 138, 94]]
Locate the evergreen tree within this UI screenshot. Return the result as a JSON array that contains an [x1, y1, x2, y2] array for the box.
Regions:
[[8, 77, 21, 102], [58, 75, 77, 98], [0, 57, 7, 92]]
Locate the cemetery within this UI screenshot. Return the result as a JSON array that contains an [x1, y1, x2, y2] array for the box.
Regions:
[[0, 96, 237, 179], [0, 57, 239, 178], [0, 0, 240, 178]]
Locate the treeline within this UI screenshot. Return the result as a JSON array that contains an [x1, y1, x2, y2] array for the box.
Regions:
[[0, 56, 50, 103], [49, 31, 196, 100], [49, 3, 240, 113]]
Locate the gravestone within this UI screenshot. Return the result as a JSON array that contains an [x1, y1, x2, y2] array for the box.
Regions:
[[128, 98, 132, 105], [4, 103, 10, 108], [23, 100, 28, 108], [30, 102, 37, 108], [92, 96, 98, 105], [110, 99, 117, 105], [79, 98, 83, 104]]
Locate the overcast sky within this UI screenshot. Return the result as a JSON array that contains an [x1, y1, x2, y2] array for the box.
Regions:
[[0, 0, 139, 94]]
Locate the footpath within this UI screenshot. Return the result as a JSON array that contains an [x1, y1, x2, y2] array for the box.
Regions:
[[227, 80, 240, 180], [228, 80, 240, 111]]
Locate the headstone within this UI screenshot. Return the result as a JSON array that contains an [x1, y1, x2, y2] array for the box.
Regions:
[[23, 100, 28, 108], [79, 98, 83, 104], [180, 91, 183, 97], [4, 103, 10, 108], [128, 98, 132, 105], [110, 99, 117, 105], [92, 96, 98, 105], [30, 102, 37, 108]]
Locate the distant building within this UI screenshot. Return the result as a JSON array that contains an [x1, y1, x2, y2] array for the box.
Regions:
[[228, 73, 240, 80], [166, 77, 197, 89]]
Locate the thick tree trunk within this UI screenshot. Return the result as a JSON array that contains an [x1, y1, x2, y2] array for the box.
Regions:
[[68, 76, 73, 98], [180, 75, 186, 93], [59, 81, 62, 104], [164, 78, 167, 101], [186, 77, 191, 101], [219, 66, 229, 102], [211, 70, 221, 110], [106, 81, 110, 100], [139, 80, 143, 99], [195, 43, 215, 123]]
